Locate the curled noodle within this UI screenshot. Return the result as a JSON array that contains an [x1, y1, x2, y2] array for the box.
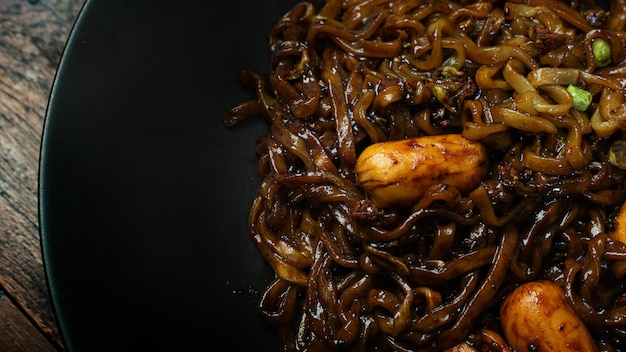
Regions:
[[224, 0, 626, 350]]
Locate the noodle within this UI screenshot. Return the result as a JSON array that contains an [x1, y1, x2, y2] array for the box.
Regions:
[[224, 0, 626, 350]]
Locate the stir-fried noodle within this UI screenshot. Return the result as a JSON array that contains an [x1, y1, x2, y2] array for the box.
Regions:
[[224, 0, 626, 350]]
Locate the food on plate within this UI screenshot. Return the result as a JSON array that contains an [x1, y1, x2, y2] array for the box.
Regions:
[[223, 0, 626, 350], [500, 280, 597, 352], [355, 134, 488, 208]]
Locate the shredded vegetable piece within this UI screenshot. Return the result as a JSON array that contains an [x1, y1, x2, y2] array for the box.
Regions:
[[567, 84, 593, 111], [592, 38, 612, 67]]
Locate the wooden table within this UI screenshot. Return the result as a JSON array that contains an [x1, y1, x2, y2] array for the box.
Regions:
[[0, 0, 84, 350]]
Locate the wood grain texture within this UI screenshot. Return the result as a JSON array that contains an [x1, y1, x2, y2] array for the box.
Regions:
[[0, 289, 56, 352], [0, 0, 84, 350]]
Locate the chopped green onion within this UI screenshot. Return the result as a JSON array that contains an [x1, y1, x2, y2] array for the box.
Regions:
[[592, 38, 611, 68], [567, 85, 592, 111]]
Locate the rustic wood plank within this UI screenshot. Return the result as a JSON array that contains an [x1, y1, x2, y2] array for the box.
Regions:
[[0, 0, 84, 350], [0, 289, 57, 352]]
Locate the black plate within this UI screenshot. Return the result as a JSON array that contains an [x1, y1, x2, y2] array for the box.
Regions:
[[39, 1, 304, 350]]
